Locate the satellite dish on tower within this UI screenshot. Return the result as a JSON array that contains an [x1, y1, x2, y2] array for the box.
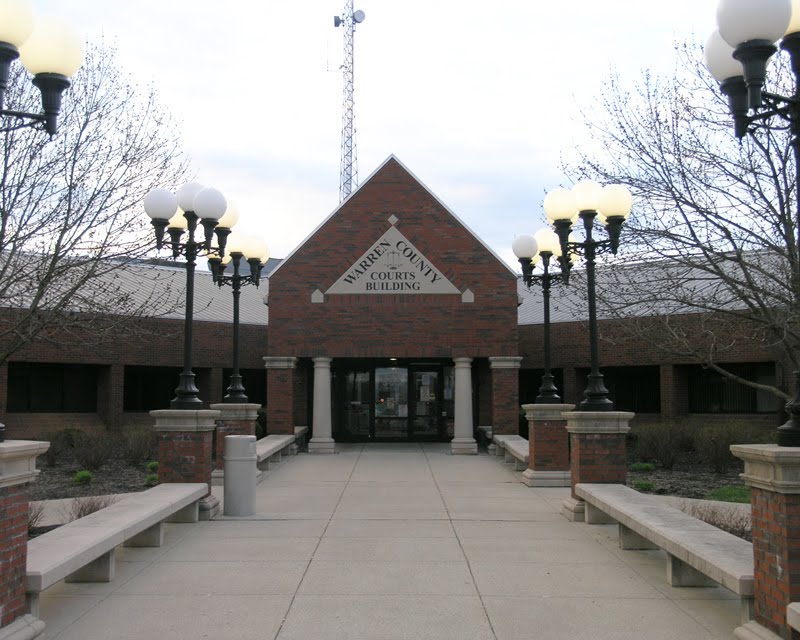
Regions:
[[353, 9, 365, 23]]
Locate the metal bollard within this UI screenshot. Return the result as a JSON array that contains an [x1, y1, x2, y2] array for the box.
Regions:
[[223, 435, 257, 516]]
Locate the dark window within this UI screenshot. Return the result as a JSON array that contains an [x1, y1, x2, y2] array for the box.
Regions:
[[123, 366, 181, 412], [577, 366, 660, 413], [8, 362, 98, 412], [688, 362, 778, 414], [221, 368, 266, 406]]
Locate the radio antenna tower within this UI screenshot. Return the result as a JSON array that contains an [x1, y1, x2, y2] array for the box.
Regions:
[[334, 2, 365, 203]]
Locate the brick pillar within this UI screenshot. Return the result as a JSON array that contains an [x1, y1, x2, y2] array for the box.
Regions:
[[560, 411, 634, 522], [209, 403, 259, 486], [97, 364, 124, 431], [151, 409, 220, 520], [264, 357, 297, 435], [731, 445, 800, 640], [521, 403, 574, 487], [0, 440, 49, 638], [488, 357, 522, 436]]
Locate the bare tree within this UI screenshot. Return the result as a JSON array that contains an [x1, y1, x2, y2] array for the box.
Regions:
[[0, 40, 190, 365], [563, 40, 798, 399]]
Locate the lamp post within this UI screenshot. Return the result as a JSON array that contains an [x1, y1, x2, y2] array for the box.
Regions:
[[513, 228, 569, 403], [143, 183, 234, 409], [543, 181, 633, 411], [0, 0, 84, 135], [208, 230, 268, 403], [705, 0, 800, 446]]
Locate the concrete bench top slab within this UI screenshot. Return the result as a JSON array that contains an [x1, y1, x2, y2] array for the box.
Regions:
[[256, 435, 295, 461], [27, 483, 206, 592], [575, 483, 753, 596]]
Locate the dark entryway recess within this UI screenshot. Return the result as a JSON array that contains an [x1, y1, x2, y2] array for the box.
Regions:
[[332, 359, 454, 442]]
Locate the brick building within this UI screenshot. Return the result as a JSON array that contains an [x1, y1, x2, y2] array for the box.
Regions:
[[0, 156, 784, 442]]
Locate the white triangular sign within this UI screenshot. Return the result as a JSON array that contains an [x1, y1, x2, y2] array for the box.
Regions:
[[326, 226, 460, 295]]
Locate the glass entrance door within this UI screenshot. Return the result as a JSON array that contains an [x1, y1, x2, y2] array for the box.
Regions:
[[333, 361, 449, 442], [374, 367, 408, 439], [411, 370, 443, 439]]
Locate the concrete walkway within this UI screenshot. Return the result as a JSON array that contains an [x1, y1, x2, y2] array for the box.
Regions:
[[37, 443, 740, 639]]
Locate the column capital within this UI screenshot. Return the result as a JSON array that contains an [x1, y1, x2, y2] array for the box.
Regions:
[[263, 356, 298, 369], [522, 403, 576, 421], [209, 403, 261, 421], [150, 409, 220, 432], [489, 356, 522, 369], [453, 357, 473, 367], [0, 441, 49, 489], [312, 357, 332, 367], [563, 411, 634, 434], [731, 444, 800, 494]]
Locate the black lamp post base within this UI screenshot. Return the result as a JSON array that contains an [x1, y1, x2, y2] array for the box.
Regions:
[[223, 375, 249, 403], [535, 373, 561, 404], [170, 372, 204, 410], [777, 423, 800, 447], [580, 372, 614, 411]]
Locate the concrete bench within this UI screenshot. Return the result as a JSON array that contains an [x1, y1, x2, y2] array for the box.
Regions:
[[255, 434, 296, 471], [493, 434, 529, 471], [575, 483, 754, 623], [26, 483, 206, 616]]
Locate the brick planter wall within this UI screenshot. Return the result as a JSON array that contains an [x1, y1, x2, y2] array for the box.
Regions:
[[560, 411, 634, 522], [0, 440, 49, 637], [521, 403, 573, 487], [151, 410, 220, 520], [731, 444, 800, 640]]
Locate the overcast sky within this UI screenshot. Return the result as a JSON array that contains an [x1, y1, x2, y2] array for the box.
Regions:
[[37, 0, 717, 268]]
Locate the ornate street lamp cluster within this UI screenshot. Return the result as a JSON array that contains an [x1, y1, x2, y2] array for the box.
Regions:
[[208, 231, 269, 403], [704, 0, 800, 446], [0, 0, 84, 135], [514, 181, 633, 411], [144, 183, 233, 409]]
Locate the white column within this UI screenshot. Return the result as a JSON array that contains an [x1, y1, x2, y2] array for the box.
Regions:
[[309, 357, 335, 454], [451, 357, 477, 455]]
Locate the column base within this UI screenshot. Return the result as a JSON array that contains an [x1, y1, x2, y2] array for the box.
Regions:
[[560, 496, 585, 522], [451, 438, 477, 455], [199, 495, 220, 521], [0, 614, 45, 640], [521, 469, 570, 487], [734, 621, 782, 640], [308, 438, 336, 454]]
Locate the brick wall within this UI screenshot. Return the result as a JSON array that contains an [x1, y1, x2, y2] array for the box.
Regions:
[[157, 431, 213, 495], [0, 484, 29, 627], [491, 367, 520, 435], [751, 488, 800, 637], [267, 159, 519, 362], [569, 432, 627, 500]]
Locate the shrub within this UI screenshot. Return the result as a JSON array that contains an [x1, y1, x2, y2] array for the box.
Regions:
[[632, 480, 655, 492], [28, 501, 46, 535], [72, 470, 93, 485], [39, 430, 73, 467], [694, 423, 767, 474], [629, 462, 655, 473], [680, 500, 751, 541], [256, 407, 267, 440], [73, 433, 115, 471], [60, 495, 117, 522], [633, 422, 692, 470], [146, 460, 159, 474], [123, 427, 158, 465], [707, 484, 751, 503], [144, 474, 159, 487]]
